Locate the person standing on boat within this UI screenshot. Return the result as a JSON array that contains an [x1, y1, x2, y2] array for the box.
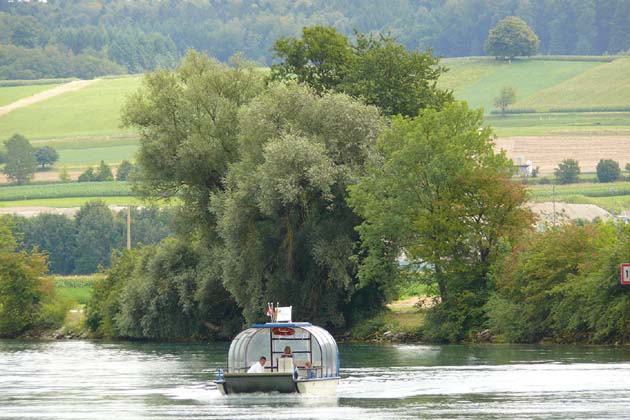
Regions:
[[247, 356, 267, 373]]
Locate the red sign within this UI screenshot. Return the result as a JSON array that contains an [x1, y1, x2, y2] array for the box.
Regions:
[[271, 327, 295, 336], [621, 264, 630, 285]]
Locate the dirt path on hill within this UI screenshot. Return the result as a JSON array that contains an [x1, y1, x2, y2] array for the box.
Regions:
[[0, 79, 98, 117]]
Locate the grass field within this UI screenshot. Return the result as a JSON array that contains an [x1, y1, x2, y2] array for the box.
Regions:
[[515, 59, 630, 111], [487, 112, 630, 137], [441, 58, 602, 113], [58, 143, 139, 165], [0, 181, 132, 201], [528, 180, 630, 213], [0, 83, 64, 107], [0, 77, 141, 140], [0, 196, 146, 208], [53, 275, 103, 305]]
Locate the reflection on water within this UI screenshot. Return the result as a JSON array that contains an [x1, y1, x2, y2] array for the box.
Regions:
[[2, 340, 630, 419]]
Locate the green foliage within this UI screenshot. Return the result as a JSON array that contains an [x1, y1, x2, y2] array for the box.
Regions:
[[1, 0, 629, 79], [484, 16, 540, 59], [11, 204, 174, 275], [122, 51, 264, 229], [343, 32, 452, 116], [272, 27, 451, 117], [494, 86, 516, 113], [0, 44, 125, 80], [20, 213, 77, 274], [349, 102, 533, 341], [73, 200, 118, 274], [116, 160, 133, 181], [213, 82, 385, 327], [59, 167, 70, 183], [34, 145, 58, 169], [78, 167, 96, 182], [3, 133, 37, 184], [554, 159, 581, 184], [96, 160, 114, 181], [596, 159, 621, 183], [87, 239, 242, 340], [0, 219, 49, 337], [78, 163, 114, 182], [488, 223, 630, 344], [271, 26, 352, 94]]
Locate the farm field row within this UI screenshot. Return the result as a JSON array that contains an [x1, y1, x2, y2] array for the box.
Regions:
[[52, 275, 103, 305], [528, 180, 630, 214], [494, 135, 630, 174], [0, 181, 132, 201]]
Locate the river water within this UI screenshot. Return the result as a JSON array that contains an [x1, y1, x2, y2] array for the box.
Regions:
[[1, 340, 630, 419]]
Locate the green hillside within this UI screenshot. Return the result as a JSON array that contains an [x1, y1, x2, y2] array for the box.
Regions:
[[0, 83, 64, 107], [514, 58, 630, 111], [441, 58, 602, 113], [0, 77, 140, 140]]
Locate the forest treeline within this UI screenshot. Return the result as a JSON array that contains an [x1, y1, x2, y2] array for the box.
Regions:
[[10, 202, 174, 275], [1, 0, 630, 79]]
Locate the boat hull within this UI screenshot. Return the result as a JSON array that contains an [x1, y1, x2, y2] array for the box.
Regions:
[[216, 373, 339, 395]]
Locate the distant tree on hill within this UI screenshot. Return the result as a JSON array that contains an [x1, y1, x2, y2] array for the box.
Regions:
[[485, 16, 539, 59], [494, 86, 516, 114], [554, 159, 580, 184], [34, 146, 59, 169], [96, 160, 114, 181], [116, 160, 133, 181], [596, 159, 620, 183], [78, 167, 96, 182], [59, 167, 71, 183], [3, 134, 37, 185]]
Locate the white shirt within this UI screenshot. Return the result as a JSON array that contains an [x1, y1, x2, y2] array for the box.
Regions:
[[247, 361, 266, 373]]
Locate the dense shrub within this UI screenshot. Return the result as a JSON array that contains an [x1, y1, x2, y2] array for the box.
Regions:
[[488, 223, 630, 344], [87, 239, 242, 340], [596, 159, 621, 183], [554, 159, 581, 184]]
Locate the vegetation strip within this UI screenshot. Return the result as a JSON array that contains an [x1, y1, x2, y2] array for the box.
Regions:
[[0, 181, 131, 201]]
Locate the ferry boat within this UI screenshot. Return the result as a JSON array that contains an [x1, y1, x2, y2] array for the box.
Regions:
[[215, 305, 340, 395]]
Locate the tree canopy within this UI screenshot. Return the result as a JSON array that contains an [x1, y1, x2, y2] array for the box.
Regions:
[[272, 27, 452, 117], [484, 16, 540, 59], [555, 159, 581, 184], [596, 159, 621, 183], [3, 134, 37, 185], [349, 102, 533, 341], [213, 82, 385, 326], [34, 146, 59, 169]]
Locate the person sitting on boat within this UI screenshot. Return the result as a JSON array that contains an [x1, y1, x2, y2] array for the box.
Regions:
[[247, 356, 267, 374], [304, 361, 317, 379], [281, 346, 292, 358]]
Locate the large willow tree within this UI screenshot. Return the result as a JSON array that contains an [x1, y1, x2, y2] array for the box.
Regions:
[[120, 52, 265, 335], [212, 82, 385, 327]]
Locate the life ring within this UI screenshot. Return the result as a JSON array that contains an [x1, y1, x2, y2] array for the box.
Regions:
[[271, 327, 295, 336]]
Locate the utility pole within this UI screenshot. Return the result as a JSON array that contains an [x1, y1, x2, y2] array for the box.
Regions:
[[552, 182, 556, 228], [127, 204, 131, 250]]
